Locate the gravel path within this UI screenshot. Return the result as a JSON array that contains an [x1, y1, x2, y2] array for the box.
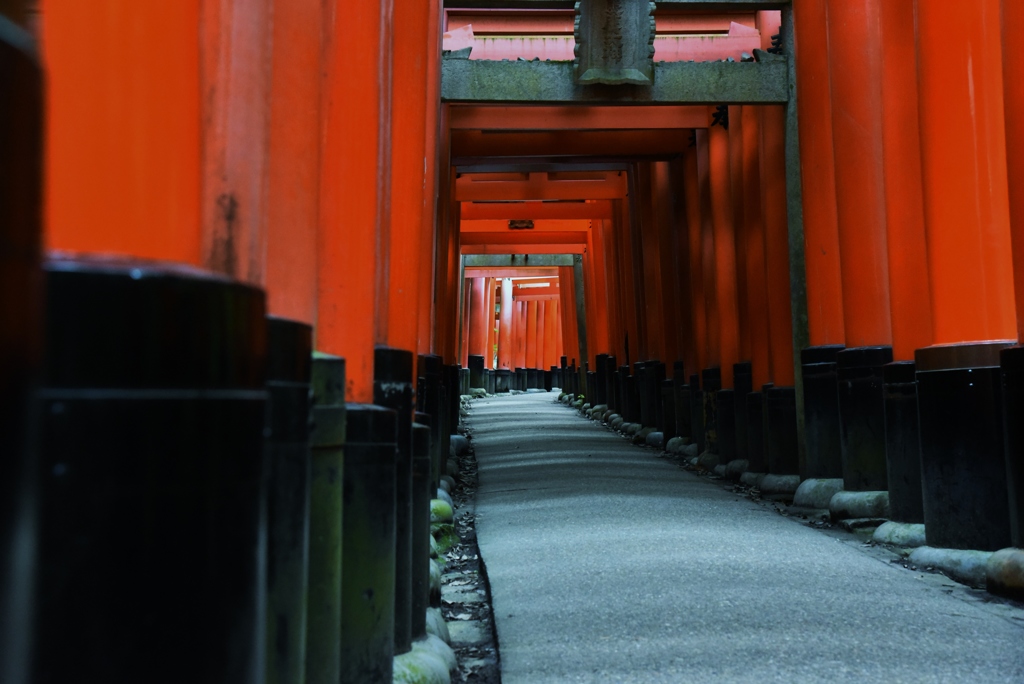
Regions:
[[468, 392, 1024, 684]]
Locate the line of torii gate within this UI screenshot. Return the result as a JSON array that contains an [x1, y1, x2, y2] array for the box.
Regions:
[[6, 1, 1024, 683]]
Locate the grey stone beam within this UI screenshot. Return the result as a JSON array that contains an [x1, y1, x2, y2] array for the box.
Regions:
[[442, 55, 788, 105], [463, 254, 576, 268], [444, 1, 789, 8]]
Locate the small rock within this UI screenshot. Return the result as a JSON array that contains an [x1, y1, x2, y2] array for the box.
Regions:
[[986, 547, 1024, 600], [626, 423, 642, 436], [793, 478, 844, 510], [611, 416, 625, 429], [909, 546, 993, 587], [759, 473, 801, 497], [436, 488, 453, 508], [713, 464, 728, 477], [446, 458, 459, 477], [724, 459, 749, 479], [830, 490, 889, 521], [645, 431, 664, 448], [450, 434, 470, 457], [470, 388, 487, 398], [740, 471, 766, 488], [425, 606, 451, 644], [666, 436, 686, 454], [872, 521, 927, 548], [440, 474, 456, 491], [697, 451, 720, 471], [680, 443, 699, 458], [393, 644, 452, 684], [431, 499, 454, 523]]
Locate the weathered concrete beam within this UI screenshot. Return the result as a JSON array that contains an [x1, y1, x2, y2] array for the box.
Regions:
[[443, 1, 789, 8], [442, 56, 788, 105], [464, 254, 576, 268]]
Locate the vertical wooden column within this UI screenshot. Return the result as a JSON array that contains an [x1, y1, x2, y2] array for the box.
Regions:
[[467, 277, 487, 359], [683, 136, 707, 378], [459, 278, 471, 367], [613, 201, 640, 365], [1006, 0, 1024, 338], [43, 2, 202, 263], [637, 163, 666, 363], [544, 299, 559, 370], [741, 108, 771, 390], [484, 278, 496, 368], [266, 0, 322, 323], [318, 0, 392, 402], [515, 299, 528, 370], [558, 266, 580, 366], [696, 129, 720, 376], [526, 301, 539, 369], [825, 0, 891, 349], [498, 279, 513, 369], [793, 0, 844, 347], [728, 107, 749, 367], [417, 0, 443, 355], [587, 222, 612, 357], [653, 161, 682, 366], [709, 121, 740, 389], [200, 0, 273, 285], [915, 0, 1015, 551], [536, 301, 547, 369]]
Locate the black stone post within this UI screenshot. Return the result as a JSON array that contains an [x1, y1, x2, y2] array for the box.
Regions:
[[307, 355, 345, 684], [446, 364, 461, 435], [635, 362, 650, 426], [373, 347, 414, 657], [690, 374, 705, 455], [417, 355, 443, 489], [765, 386, 799, 474], [716, 389, 737, 463], [265, 318, 313, 684], [882, 361, 924, 524], [467, 355, 485, 389], [917, 342, 1012, 551], [544, 369, 553, 392], [595, 354, 609, 405], [1, 22, 41, 684], [648, 362, 666, 431], [603, 355, 618, 412], [733, 362, 752, 461], [340, 404, 397, 683], [410, 418, 433, 640], [661, 379, 677, 441], [496, 369, 510, 393], [836, 346, 893, 491], [624, 367, 639, 423], [801, 345, 845, 479], [746, 391, 767, 473], [34, 259, 267, 683], [459, 367, 469, 396], [1001, 347, 1024, 548], [702, 368, 722, 454], [586, 370, 597, 399]]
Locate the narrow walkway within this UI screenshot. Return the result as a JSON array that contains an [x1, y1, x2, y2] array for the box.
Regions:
[[467, 392, 1024, 683]]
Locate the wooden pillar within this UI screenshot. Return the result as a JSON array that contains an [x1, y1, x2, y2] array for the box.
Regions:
[[879, 0, 932, 359], [498, 279, 513, 369], [792, 0, 844, 346], [729, 107, 749, 365], [696, 129, 720, 375], [741, 107, 771, 389], [460, 277, 471, 367], [653, 161, 682, 365], [201, 0, 273, 285], [558, 266, 580, 366], [637, 163, 666, 362], [544, 298, 559, 369], [468, 277, 487, 358], [825, 0, 892, 349], [536, 301, 547, 369], [760, 105, 795, 387], [484, 278, 496, 368], [266, 0, 322, 323], [417, 0, 443, 355], [515, 299, 528, 370], [613, 201, 640, 365], [1003, 0, 1024, 339], [683, 136, 707, 377], [526, 300, 539, 369], [915, 0, 1014, 345], [709, 120, 740, 388], [43, 2, 202, 263], [318, 0, 392, 402]]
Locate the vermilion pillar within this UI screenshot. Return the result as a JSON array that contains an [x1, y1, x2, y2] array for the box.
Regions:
[[729, 107, 749, 364], [544, 299, 559, 369], [43, 2, 202, 263], [515, 300, 528, 370], [318, 0, 392, 402], [1006, 0, 1024, 338], [498, 279, 513, 368], [637, 164, 667, 363], [709, 121, 740, 389], [653, 161, 682, 365], [460, 278, 471, 366], [683, 137, 707, 377], [914, 0, 1015, 551], [266, 0, 322, 323], [467, 277, 487, 359], [485, 278, 496, 368], [417, 0, 443, 355], [879, 1, 931, 359], [201, 0, 273, 285], [741, 107, 771, 390], [536, 301, 547, 368], [825, 0, 892, 348], [793, 0, 844, 346], [526, 300, 539, 369], [696, 130, 720, 375]]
